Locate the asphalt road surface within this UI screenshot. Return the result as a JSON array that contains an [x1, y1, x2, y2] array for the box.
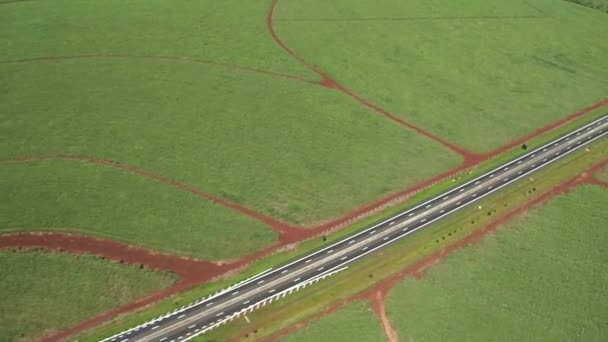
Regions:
[[103, 114, 607, 342]]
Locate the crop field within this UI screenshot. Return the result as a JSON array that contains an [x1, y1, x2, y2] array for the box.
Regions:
[[386, 185, 608, 341], [1, 0, 607, 340], [279, 301, 384, 342], [0, 250, 176, 341], [567, 0, 608, 12], [0, 160, 276, 259], [275, 0, 608, 152]]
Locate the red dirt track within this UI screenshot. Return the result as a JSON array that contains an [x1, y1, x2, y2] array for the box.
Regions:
[[2, 0, 608, 340]]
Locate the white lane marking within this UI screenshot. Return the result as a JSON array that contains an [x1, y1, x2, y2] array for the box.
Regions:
[[188, 325, 196, 329], [408, 213, 414, 217], [425, 204, 432, 208], [439, 209, 445, 214], [518, 171, 522, 175], [389, 221, 395, 225], [517, 161, 522, 164], [402, 227, 408, 232], [543, 158, 547, 162], [475, 181, 480, 185], [362, 246, 369, 251], [326, 249, 334, 254], [341, 256, 348, 260], [318, 267, 324, 271], [370, 230, 376, 235], [543, 148, 547, 151], [205, 302, 213, 307], [504, 167, 509, 171], [420, 218, 427, 223], [195, 329, 200, 333], [348, 240, 355, 244], [243, 300, 250, 305], [504, 178, 509, 182], [531, 154, 536, 157], [490, 173, 495, 177], [305, 259, 312, 263], [459, 188, 465, 192], [472, 193, 477, 197], [383, 236, 390, 241], [160, 338, 168, 342], [258, 280, 265, 284], [231, 291, 239, 296], [577, 132, 581, 135], [488, 185, 494, 190], [531, 164, 536, 168], [567, 146, 572, 150], [186, 333, 191, 336], [281, 269, 289, 273], [178, 314, 186, 319], [293, 278, 301, 282], [178, 337, 183, 341], [456, 201, 462, 205], [443, 196, 449, 200], [216, 312, 224, 317], [268, 289, 275, 293]]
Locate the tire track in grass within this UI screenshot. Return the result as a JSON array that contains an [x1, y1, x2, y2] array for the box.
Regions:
[[254, 159, 608, 342], [0, 54, 322, 86]]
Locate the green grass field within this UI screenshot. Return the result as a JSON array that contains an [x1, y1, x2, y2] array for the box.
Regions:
[[278, 301, 384, 342], [567, 0, 608, 12], [275, 0, 608, 152], [386, 185, 608, 341], [0, 160, 276, 259], [1, 0, 463, 235], [0, 250, 176, 341]]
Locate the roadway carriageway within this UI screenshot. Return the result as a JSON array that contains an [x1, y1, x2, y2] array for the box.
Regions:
[[103, 114, 607, 342]]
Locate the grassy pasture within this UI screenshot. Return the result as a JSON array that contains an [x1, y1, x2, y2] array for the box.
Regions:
[[386, 185, 608, 341], [0, 0, 313, 79], [0, 59, 461, 226], [0, 160, 277, 259], [566, 0, 608, 12], [0, 249, 176, 342], [275, 0, 608, 153], [278, 301, 384, 342]]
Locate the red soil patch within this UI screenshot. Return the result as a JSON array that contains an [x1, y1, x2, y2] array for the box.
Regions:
[[258, 159, 607, 342], [370, 291, 399, 342], [0, 232, 225, 282], [0, 54, 321, 86]]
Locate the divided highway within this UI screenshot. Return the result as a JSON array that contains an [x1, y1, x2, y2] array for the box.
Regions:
[[103, 115, 607, 342]]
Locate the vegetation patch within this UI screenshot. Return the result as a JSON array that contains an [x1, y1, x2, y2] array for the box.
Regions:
[[278, 301, 384, 342], [0, 249, 176, 342], [565, 0, 608, 12], [275, 0, 608, 152], [386, 185, 608, 341], [0, 59, 461, 226], [0, 160, 277, 259]]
